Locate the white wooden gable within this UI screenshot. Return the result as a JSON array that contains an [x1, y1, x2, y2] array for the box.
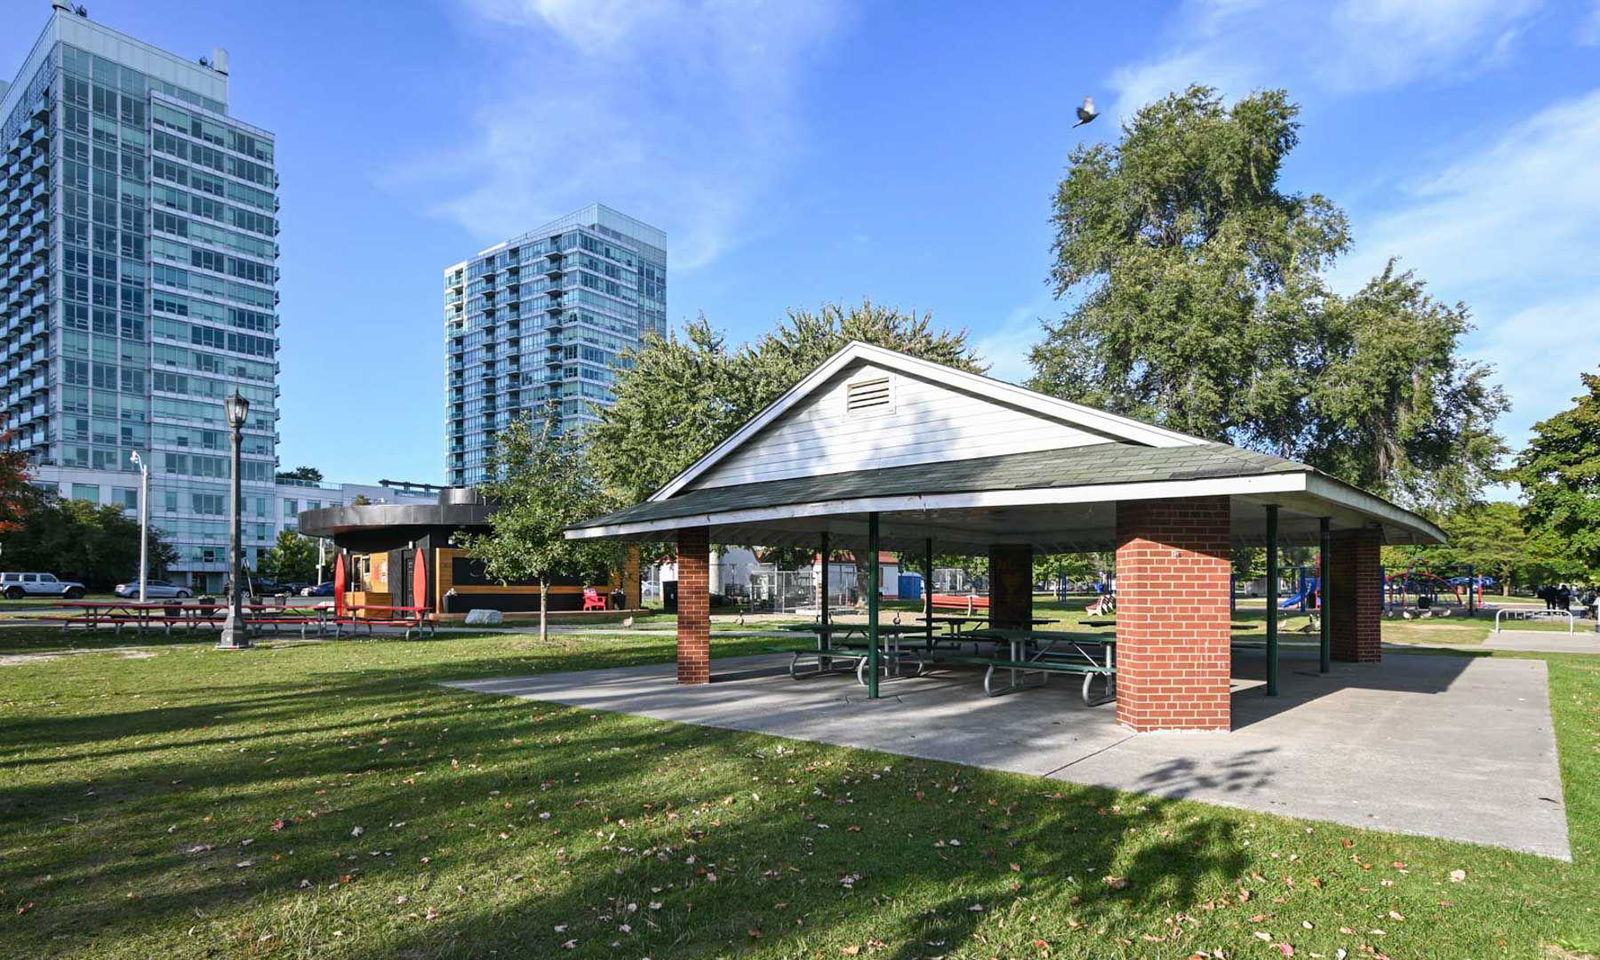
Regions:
[[659, 342, 1206, 499]]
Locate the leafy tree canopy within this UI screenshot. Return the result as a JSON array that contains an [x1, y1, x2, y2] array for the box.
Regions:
[[1512, 371, 1600, 570], [456, 417, 621, 640], [0, 426, 33, 535], [275, 466, 323, 484], [259, 529, 319, 584], [591, 300, 985, 506], [1030, 85, 1506, 509], [3, 495, 177, 589], [1384, 500, 1592, 593]]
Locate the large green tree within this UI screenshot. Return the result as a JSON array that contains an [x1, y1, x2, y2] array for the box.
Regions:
[[259, 529, 319, 584], [455, 417, 620, 641], [3, 496, 177, 589], [1385, 501, 1590, 596], [1030, 85, 1505, 509], [590, 300, 985, 505], [1513, 372, 1600, 570]]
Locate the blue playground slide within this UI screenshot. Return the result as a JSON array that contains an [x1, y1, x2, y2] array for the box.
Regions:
[[1280, 576, 1319, 609]]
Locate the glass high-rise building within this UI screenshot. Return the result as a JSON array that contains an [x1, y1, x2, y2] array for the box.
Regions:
[[444, 203, 665, 486], [1, 5, 280, 591]]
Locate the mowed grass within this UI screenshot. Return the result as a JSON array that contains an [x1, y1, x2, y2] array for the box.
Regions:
[[1, 626, 1598, 959]]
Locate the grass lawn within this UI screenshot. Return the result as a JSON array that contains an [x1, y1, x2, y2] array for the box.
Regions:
[[1, 625, 1598, 959]]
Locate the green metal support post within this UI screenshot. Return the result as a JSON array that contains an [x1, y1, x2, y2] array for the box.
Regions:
[[1266, 504, 1280, 697], [1318, 517, 1331, 673], [867, 513, 881, 699], [819, 531, 831, 662], [923, 537, 934, 648], [819, 528, 832, 627]]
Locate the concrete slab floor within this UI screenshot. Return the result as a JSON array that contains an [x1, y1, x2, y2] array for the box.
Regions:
[[445, 647, 1569, 859]]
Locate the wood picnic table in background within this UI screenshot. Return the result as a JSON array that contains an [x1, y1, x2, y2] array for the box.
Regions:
[[333, 604, 435, 639], [54, 601, 325, 637]]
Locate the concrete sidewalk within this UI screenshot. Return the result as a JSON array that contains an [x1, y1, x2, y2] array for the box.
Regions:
[[447, 647, 1569, 859]]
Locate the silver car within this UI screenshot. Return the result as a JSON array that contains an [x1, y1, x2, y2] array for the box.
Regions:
[[1, 572, 87, 600], [113, 578, 192, 599]]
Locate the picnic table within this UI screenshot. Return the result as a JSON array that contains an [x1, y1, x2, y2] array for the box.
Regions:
[[332, 604, 435, 640], [945, 628, 1117, 705], [915, 614, 1061, 635], [777, 622, 930, 684], [55, 601, 326, 638]]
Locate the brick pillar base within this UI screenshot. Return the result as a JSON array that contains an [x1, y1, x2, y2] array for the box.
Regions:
[[988, 544, 1033, 630], [1329, 529, 1382, 662], [677, 528, 710, 684], [1115, 497, 1232, 732], [623, 545, 642, 610]]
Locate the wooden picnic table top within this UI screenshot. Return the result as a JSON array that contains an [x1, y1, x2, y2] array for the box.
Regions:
[[341, 604, 429, 615], [959, 628, 1117, 645], [62, 601, 306, 613]]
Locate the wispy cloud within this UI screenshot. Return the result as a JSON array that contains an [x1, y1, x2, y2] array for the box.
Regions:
[[398, 0, 844, 269], [1111, 0, 1542, 117], [1336, 88, 1600, 447]]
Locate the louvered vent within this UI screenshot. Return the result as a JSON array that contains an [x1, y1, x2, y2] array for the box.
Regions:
[[845, 376, 893, 413]]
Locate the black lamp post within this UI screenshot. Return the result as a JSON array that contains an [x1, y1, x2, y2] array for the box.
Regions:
[[217, 390, 251, 650]]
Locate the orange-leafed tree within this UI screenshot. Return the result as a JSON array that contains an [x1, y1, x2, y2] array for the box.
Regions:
[[0, 425, 35, 535]]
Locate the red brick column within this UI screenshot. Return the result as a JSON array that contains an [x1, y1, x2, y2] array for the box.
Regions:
[[1328, 529, 1383, 662], [988, 544, 1034, 629], [1114, 497, 1233, 732], [676, 527, 711, 684]]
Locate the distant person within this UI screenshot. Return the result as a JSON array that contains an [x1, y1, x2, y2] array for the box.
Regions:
[[1558, 584, 1573, 612]]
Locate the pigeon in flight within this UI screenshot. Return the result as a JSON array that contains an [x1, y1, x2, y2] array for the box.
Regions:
[[1073, 96, 1099, 128]]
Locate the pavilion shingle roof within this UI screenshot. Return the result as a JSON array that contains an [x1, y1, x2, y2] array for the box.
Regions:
[[572, 442, 1311, 530]]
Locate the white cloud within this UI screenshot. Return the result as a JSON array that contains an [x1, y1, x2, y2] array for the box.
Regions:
[[1580, 0, 1600, 45], [399, 0, 844, 269], [1337, 88, 1600, 447], [972, 294, 1059, 385], [1111, 0, 1542, 117]]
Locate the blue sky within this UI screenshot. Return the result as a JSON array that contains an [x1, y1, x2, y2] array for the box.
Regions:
[[5, 0, 1598, 489]]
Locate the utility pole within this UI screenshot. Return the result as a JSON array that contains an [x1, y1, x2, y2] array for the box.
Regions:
[[129, 450, 150, 603]]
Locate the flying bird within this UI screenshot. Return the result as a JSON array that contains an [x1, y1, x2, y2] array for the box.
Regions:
[[1073, 96, 1098, 128]]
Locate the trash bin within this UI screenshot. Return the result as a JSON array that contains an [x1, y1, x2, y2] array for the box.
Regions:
[[663, 580, 679, 613]]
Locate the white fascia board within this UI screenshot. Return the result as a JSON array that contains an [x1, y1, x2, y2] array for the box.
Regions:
[[1303, 473, 1446, 544], [649, 341, 1208, 502], [569, 472, 1311, 540]]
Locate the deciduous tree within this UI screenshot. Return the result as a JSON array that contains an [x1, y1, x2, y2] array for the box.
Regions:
[[1513, 372, 1600, 570], [455, 417, 620, 641], [259, 530, 319, 584], [1031, 85, 1506, 509]]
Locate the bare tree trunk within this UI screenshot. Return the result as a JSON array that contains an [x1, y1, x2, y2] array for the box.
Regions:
[[539, 580, 549, 644]]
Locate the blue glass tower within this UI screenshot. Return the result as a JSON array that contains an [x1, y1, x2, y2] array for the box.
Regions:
[[444, 204, 666, 486], [1, 5, 280, 591]]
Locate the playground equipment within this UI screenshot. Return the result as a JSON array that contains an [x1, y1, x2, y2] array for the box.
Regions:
[[1384, 564, 1490, 617], [1279, 567, 1319, 610]]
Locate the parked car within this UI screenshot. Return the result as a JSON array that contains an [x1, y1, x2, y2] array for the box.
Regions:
[[1, 572, 87, 600], [113, 579, 192, 599], [301, 581, 336, 597], [278, 581, 311, 595]]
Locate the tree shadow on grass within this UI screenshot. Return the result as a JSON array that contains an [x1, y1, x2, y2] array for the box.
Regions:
[[4, 634, 1250, 960]]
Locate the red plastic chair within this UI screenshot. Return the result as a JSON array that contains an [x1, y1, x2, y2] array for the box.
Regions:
[[582, 587, 607, 611]]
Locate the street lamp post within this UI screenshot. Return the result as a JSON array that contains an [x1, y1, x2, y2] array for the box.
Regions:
[[129, 450, 150, 604], [217, 390, 251, 650]]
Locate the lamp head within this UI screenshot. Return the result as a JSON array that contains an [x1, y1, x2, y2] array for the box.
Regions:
[[129, 450, 141, 467], [224, 390, 250, 429]]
